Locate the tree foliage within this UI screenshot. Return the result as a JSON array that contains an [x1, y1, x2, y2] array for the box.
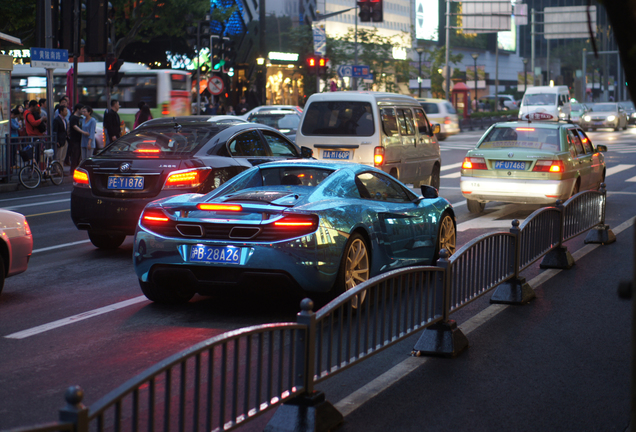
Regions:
[[0, 3, 37, 47]]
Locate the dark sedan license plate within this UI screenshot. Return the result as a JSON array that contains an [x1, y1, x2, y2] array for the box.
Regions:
[[108, 176, 144, 190], [189, 245, 242, 264], [323, 150, 351, 160], [494, 161, 526, 170]]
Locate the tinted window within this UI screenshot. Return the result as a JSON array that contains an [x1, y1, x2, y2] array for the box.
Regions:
[[420, 102, 439, 114], [414, 108, 431, 135], [381, 108, 399, 137], [356, 172, 411, 203], [444, 102, 456, 114], [396, 109, 415, 136], [566, 130, 585, 155], [574, 129, 594, 154], [592, 103, 617, 112], [228, 131, 268, 157], [479, 126, 560, 151], [262, 131, 299, 157], [248, 113, 300, 131], [301, 101, 374, 136], [102, 125, 216, 156], [523, 93, 557, 106]]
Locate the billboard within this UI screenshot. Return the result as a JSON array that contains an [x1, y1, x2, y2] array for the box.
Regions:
[[497, 15, 516, 52], [461, 0, 512, 33], [415, 0, 439, 41], [545, 6, 596, 39]]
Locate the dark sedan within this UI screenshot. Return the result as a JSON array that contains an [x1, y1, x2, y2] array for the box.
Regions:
[[71, 116, 312, 249]]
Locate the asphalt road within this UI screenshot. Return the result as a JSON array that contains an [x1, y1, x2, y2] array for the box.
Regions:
[[0, 127, 635, 430]]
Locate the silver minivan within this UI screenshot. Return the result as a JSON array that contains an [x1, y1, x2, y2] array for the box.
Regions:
[[296, 92, 442, 188]]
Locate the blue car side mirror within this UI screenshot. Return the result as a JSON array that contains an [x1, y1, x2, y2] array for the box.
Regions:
[[421, 185, 438, 199]]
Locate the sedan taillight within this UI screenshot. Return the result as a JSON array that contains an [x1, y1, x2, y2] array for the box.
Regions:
[[73, 168, 91, 188], [140, 208, 170, 227], [272, 214, 319, 235], [533, 160, 564, 173], [163, 168, 210, 190], [462, 157, 487, 170]]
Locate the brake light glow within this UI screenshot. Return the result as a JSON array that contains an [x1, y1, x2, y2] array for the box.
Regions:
[[533, 160, 564, 173], [73, 168, 90, 187], [516, 127, 535, 131], [141, 209, 169, 223], [444, 116, 451, 124], [274, 215, 318, 228], [135, 149, 161, 154], [374, 146, 385, 166], [163, 169, 209, 189], [462, 157, 487, 170], [162, 103, 169, 115], [197, 203, 243, 212]]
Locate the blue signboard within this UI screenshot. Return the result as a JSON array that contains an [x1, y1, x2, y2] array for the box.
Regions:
[[30, 48, 69, 68], [337, 65, 371, 78]]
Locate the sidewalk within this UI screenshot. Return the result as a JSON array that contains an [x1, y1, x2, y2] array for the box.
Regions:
[[330, 225, 633, 431], [0, 164, 74, 193]]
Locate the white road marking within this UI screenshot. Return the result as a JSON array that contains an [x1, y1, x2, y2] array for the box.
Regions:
[[456, 205, 520, 232], [441, 172, 460, 179], [626, 176, 636, 182], [440, 162, 462, 171], [32, 239, 91, 254], [3, 198, 70, 211], [335, 215, 636, 417], [4, 296, 149, 339], [606, 164, 636, 177]]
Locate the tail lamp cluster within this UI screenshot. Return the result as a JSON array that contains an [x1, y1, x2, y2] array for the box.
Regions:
[[462, 157, 563, 173], [374, 146, 384, 166], [72, 168, 210, 190]]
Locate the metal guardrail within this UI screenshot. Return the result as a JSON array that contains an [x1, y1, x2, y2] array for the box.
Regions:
[[1, 135, 55, 183], [4, 187, 614, 432]]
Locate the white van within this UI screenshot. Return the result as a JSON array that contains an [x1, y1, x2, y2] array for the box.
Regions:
[[518, 85, 571, 121], [296, 92, 442, 188]]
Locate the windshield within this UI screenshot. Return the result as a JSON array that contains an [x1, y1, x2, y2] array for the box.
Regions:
[[522, 93, 557, 106], [301, 101, 375, 136], [249, 113, 300, 131], [479, 126, 561, 151], [571, 104, 584, 111], [101, 125, 218, 156], [619, 102, 634, 110], [592, 103, 617, 112]]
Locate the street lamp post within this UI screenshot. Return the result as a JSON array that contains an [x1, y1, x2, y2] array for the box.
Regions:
[[471, 53, 479, 111], [256, 56, 266, 105], [416, 47, 425, 98], [523, 58, 528, 92]]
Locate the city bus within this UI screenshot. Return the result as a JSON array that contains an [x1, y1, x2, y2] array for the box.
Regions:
[[10, 62, 192, 128]]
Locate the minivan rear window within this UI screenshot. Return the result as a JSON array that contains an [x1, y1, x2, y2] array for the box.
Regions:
[[478, 126, 561, 151], [301, 101, 374, 136], [523, 93, 557, 106]]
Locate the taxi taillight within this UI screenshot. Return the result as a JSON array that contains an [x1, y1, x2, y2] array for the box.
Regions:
[[533, 160, 564, 173], [374, 147, 385, 166], [462, 157, 487, 170]]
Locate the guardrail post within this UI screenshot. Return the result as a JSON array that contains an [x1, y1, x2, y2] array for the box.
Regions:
[[412, 249, 468, 358], [58, 386, 89, 432], [540, 200, 575, 269], [265, 299, 343, 432], [585, 183, 616, 245], [491, 219, 536, 304]]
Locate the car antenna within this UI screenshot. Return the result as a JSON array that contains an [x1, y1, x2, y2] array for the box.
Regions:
[[173, 117, 182, 132]]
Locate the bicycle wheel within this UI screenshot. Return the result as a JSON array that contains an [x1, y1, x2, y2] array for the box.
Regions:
[[19, 164, 41, 189], [49, 161, 64, 185]]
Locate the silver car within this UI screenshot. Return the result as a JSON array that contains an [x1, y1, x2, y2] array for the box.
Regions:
[[580, 103, 628, 131], [0, 209, 33, 295]]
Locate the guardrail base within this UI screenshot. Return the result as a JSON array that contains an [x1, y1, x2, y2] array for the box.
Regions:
[[490, 277, 536, 304], [264, 391, 343, 432], [584, 224, 616, 245], [411, 320, 468, 358], [540, 245, 575, 269]]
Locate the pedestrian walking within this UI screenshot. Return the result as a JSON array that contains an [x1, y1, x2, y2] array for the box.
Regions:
[[53, 105, 69, 163], [226, 105, 236, 115], [68, 104, 83, 173], [236, 97, 249, 115], [24, 100, 46, 136], [137, 105, 152, 126], [54, 96, 70, 123], [77, 105, 96, 162], [133, 101, 152, 129], [103, 99, 122, 146], [38, 98, 48, 120]]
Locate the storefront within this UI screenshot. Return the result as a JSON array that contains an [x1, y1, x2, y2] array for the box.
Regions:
[[264, 52, 304, 106]]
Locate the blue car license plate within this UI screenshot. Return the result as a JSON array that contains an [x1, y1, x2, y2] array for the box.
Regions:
[[323, 150, 350, 160], [494, 161, 526, 170], [189, 245, 241, 264], [108, 176, 144, 190]]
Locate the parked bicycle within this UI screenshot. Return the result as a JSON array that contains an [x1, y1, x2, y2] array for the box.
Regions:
[[19, 145, 64, 189]]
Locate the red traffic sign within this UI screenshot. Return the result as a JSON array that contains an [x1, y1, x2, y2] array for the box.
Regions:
[[208, 76, 224, 95]]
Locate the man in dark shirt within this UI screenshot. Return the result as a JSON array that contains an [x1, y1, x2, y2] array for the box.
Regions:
[[236, 97, 250, 115], [103, 100, 121, 145], [68, 104, 84, 173]]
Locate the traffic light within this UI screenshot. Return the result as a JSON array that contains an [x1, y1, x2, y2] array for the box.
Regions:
[[357, 0, 371, 22], [318, 57, 329, 75], [211, 35, 224, 71], [106, 54, 124, 86], [222, 39, 236, 73], [371, 0, 383, 22], [307, 57, 317, 74]]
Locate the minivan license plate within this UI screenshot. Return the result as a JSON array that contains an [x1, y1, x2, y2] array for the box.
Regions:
[[494, 161, 526, 170], [108, 176, 144, 190], [189, 245, 242, 264], [323, 150, 350, 160]]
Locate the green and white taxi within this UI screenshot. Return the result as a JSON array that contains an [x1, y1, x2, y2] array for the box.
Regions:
[[460, 121, 607, 214]]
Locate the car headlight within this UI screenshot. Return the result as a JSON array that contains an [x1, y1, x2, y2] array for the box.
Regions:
[[607, 115, 616, 122], [559, 112, 566, 118], [631, 113, 636, 118], [583, 115, 591, 122]]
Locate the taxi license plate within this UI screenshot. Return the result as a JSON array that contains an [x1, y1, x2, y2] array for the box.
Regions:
[[323, 150, 351, 160], [494, 161, 526, 170], [189, 245, 242, 264], [108, 176, 144, 190]]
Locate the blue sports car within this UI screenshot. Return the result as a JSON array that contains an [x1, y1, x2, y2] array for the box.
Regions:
[[133, 161, 456, 304]]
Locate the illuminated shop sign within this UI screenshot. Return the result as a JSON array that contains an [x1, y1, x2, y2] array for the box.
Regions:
[[268, 52, 299, 62]]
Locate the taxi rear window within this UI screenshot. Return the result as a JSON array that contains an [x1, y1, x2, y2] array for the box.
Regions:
[[101, 125, 218, 156], [478, 126, 561, 151]]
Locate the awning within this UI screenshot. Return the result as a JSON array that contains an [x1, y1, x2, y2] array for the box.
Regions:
[[0, 32, 22, 45]]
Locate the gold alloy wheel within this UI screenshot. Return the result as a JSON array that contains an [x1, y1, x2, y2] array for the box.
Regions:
[[439, 215, 456, 256], [344, 237, 370, 308]]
